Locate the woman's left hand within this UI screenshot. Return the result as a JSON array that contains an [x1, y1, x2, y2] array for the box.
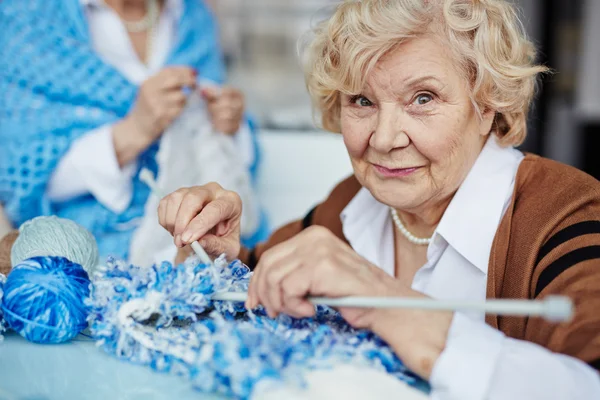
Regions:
[[201, 86, 245, 135], [247, 225, 454, 379]]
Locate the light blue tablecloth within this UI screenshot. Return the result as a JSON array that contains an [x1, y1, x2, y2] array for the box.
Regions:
[[0, 332, 226, 400]]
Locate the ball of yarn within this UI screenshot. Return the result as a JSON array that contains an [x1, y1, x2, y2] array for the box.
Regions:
[[0, 231, 19, 276], [11, 216, 99, 275], [2, 256, 91, 343]]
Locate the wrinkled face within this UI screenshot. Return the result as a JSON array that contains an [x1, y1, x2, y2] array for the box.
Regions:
[[340, 36, 494, 213]]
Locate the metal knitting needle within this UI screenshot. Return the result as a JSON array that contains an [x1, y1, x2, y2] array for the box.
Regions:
[[139, 168, 214, 267], [212, 292, 574, 323]]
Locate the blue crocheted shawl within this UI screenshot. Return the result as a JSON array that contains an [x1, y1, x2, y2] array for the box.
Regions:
[[0, 0, 261, 259]]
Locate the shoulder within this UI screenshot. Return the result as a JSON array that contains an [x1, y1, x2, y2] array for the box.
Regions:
[[325, 174, 363, 205], [312, 175, 362, 222], [516, 154, 600, 200], [507, 154, 600, 296], [513, 154, 600, 221]]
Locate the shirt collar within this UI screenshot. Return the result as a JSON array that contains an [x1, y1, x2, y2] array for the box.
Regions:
[[435, 136, 523, 273], [341, 187, 395, 276], [341, 136, 523, 276]]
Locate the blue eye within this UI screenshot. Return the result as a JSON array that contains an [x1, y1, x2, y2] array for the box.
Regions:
[[352, 96, 373, 107], [414, 93, 433, 105]]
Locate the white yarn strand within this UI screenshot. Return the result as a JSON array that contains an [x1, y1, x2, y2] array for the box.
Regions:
[[390, 208, 432, 246]]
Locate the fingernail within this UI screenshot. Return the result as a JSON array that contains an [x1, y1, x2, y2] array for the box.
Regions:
[[175, 234, 181, 247], [182, 231, 192, 242]]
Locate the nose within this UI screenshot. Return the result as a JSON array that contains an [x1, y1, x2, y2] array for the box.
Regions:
[[369, 103, 410, 153]]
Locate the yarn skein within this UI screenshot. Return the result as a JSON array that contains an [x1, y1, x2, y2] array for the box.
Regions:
[[2, 256, 91, 344], [11, 216, 99, 276], [0, 231, 18, 276]]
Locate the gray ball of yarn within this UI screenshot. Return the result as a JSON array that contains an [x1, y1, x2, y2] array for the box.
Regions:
[[11, 216, 99, 275]]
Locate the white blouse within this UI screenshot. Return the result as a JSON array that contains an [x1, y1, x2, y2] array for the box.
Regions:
[[341, 136, 600, 399]]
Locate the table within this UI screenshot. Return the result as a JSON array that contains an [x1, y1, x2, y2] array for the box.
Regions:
[[0, 333, 225, 400], [0, 332, 429, 400]]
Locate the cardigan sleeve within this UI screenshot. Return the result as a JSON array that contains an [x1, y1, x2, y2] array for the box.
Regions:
[[497, 157, 600, 371], [525, 196, 600, 371]]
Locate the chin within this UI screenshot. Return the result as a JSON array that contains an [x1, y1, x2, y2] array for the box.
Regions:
[[364, 175, 425, 210]]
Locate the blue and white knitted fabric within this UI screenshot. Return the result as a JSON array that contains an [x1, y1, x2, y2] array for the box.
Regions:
[[88, 256, 430, 399], [0, 0, 262, 260]]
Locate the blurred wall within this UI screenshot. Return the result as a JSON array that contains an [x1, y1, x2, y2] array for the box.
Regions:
[[212, 0, 599, 177]]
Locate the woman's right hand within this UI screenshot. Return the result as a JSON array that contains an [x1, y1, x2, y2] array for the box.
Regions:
[[113, 67, 197, 166], [157, 183, 243, 260]]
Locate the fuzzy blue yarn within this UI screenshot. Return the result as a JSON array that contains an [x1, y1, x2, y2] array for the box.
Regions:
[[89, 256, 430, 399], [2, 256, 91, 344]]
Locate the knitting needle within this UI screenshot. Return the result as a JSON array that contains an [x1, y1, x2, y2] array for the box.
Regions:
[[211, 292, 574, 322], [139, 168, 214, 268]]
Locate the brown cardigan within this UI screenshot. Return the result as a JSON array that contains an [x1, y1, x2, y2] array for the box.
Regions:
[[240, 154, 600, 371]]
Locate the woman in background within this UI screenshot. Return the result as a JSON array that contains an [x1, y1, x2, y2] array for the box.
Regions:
[[0, 0, 268, 264]]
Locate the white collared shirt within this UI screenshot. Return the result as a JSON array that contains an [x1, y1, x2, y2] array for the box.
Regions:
[[46, 0, 254, 213], [341, 137, 600, 399]]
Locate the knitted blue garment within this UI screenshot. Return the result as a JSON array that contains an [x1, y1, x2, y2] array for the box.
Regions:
[[0, 0, 263, 259], [88, 256, 431, 399]]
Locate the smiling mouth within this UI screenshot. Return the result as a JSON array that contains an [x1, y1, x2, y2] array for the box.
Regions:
[[373, 164, 422, 178]]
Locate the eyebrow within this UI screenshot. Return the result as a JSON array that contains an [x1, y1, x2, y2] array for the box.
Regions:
[[403, 75, 445, 88], [362, 75, 446, 95]]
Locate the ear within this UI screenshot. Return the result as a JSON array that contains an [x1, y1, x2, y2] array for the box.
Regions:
[[479, 108, 496, 137]]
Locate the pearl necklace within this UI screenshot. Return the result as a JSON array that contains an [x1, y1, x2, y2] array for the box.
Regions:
[[121, 0, 159, 33], [390, 208, 432, 246]]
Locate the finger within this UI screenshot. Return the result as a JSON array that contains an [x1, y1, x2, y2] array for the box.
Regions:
[[280, 266, 318, 318], [157, 198, 169, 232], [212, 108, 238, 122], [247, 259, 271, 311], [246, 264, 261, 310], [181, 198, 238, 245], [160, 67, 197, 90], [282, 294, 315, 319], [173, 189, 212, 238], [200, 86, 222, 102], [197, 234, 228, 258], [251, 243, 298, 314], [264, 258, 302, 317], [163, 90, 188, 108], [164, 191, 186, 237], [281, 268, 315, 318], [219, 87, 244, 102], [212, 121, 238, 136], [213, 92, 243, 109]]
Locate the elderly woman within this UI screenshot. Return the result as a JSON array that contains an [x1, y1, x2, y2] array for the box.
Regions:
[[159, 0, 600, 398], [0, 0, 268, 265]]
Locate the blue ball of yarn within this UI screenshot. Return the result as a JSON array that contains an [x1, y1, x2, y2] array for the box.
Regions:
[[2, 256, 91, 344]]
